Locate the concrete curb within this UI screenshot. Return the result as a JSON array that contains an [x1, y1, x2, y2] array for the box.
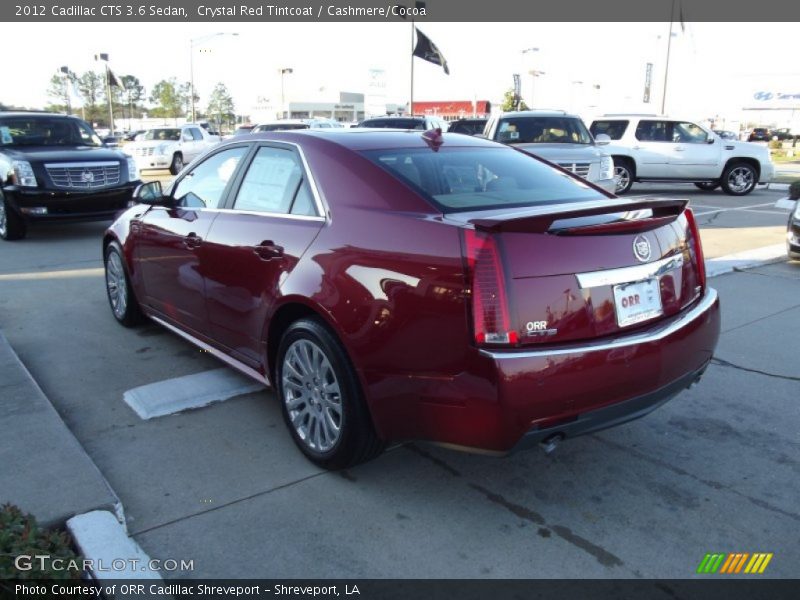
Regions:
[[0, 331, 123, 529], [707, 244, 788, 278]]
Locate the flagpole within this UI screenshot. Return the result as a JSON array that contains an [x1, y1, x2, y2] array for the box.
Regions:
[[660, 0, 675, 115], [410, 22, 414, 116]]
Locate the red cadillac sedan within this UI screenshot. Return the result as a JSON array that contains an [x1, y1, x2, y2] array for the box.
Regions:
[[103, 129, 720, 469]]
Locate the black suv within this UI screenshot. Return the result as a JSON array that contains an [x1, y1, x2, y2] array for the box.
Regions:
[[0, 112, 141, 240]]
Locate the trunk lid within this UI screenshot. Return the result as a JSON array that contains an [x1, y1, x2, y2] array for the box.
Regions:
[[452, 198, 704, 346]]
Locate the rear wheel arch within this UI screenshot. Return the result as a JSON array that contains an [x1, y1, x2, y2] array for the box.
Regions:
[[723, 156, 760, 180]]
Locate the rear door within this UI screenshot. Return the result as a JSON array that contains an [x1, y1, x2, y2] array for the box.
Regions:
[[629, 119, 674, 177], [202, 143, 325, 367]]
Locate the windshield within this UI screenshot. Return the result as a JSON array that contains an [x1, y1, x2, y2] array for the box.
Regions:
[[144, 128, 181, 141], [495, 117, 593, 145], [0, 116, 102, 147], [362, 146, 605, 213]]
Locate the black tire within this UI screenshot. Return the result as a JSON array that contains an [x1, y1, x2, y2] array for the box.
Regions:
[[0, 192, 27, 241], [275, 317, 384, 469], [169, 153, 184, 175], [613, 158, 635, 195], [694, 182, 720, 191], [104, 241, 146, 327], [720, 161, 757, 196]]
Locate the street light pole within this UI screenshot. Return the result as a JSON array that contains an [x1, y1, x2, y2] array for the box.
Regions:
[[279, 68, 293, 119], [661, 0, 676, 114], [521, 47, 539, 108], [189, 32, 238, 124]]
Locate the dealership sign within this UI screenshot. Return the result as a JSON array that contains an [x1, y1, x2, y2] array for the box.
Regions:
[[751, 91, 800, 106]]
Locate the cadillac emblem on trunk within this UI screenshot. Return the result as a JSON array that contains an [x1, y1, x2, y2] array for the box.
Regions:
[[633, 234, 652, 262]]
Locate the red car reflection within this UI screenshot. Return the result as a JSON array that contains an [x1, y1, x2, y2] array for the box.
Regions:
[[104, 130, 720, 468]]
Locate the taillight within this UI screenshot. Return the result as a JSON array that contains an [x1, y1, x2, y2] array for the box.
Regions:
[[684, 208, 706, 293], [463, 229, 517, 346]]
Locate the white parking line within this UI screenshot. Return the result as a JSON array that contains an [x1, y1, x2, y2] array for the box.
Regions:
[[124, 368, 264, 420]]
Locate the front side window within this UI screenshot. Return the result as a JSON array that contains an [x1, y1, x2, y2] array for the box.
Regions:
[[362, 146, 605, 213], [494, 117, 592, 144], [233, 146, 317, 216], [189, 128, 204, 141], [673, 122, 708, 143], [172, 146, 248, 209]]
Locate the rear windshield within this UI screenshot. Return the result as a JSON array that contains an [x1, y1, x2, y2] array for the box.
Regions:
[[361, 146, 605, 213], [0, 116, 102, 147], [590, 120, 629, 140], [494, 117, 592, 144], [361, 119, 426, 130]]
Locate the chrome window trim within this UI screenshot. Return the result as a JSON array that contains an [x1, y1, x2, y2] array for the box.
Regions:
[[480, 288, 717, 360], [44, 161, 120, 168], [215, 208, 325, 222], [576, 254, 684, 289]]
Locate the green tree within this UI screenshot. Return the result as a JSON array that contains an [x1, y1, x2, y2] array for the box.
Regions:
[[46, 70, 77, 113], [149, 78, 183, 120], [501, 88, 529, 112], [207, 82, 235, 130], [178, 82, 200, 120]]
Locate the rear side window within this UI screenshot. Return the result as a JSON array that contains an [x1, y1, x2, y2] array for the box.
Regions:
[[634, 120, 671, 142], [362, 147, 605, 213], [590, 120, 628, 140], [233, 146, 317, 216]]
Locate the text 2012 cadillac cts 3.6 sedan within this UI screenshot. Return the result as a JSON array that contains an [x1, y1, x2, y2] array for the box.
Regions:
[[103, 129, 720, 469]]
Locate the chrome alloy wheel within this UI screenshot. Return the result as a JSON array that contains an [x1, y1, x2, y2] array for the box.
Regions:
[[105, 251, 128, 319], [726, 166, 755, 194], [282, 339, 343, 453], [614, 165, 631, 193], [0, 201, 7, 237]]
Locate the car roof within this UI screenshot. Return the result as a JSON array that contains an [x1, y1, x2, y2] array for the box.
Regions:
[[235, 128, 501, 151], [498, 110, 578, 118], [0, 111, 78, 119]]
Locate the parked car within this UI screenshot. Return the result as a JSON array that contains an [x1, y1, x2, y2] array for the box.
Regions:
[[101, 134, 125, 148], [123, 129, 147, 142], [770, 128, 795, 142], [122, 124, 220, 175], [0, 111, 140, 241], [358, 115, 449, 131], [252, 119, 343, 134], [448, 118, 488, 136], [223, 125, 256, 140], [713, 130, 738, 141], [788, 201, 800, 260], [484, 110, 615, 193], [104, 129, 720, 468], [748, 127, 771, 142], [590, 115, 775, 195]]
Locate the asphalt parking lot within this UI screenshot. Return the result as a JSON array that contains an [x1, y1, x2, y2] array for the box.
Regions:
[[0, 182, 797, 578]]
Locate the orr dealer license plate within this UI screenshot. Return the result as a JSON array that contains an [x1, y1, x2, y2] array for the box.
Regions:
[[613, 278, 663, 327]]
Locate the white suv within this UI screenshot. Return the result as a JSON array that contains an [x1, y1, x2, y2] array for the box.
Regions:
[[590, 115, 775, 196]]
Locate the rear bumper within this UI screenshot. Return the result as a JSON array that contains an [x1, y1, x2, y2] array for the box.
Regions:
[[5, 184, 137, 221], [373, 288, 720, 453]]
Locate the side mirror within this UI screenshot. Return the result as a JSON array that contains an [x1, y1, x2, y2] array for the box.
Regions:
[[182, 132, 193, 142], [706, 137, 715, 144], [595, 133, 611, 145], [132, 181, 173, 206]]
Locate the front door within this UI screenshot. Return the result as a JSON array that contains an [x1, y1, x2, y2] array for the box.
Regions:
[[134, 145, 249, 337]]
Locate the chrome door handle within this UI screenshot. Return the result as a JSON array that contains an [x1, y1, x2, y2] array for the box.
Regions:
[[254, 241, 284, 260], [183, 232, 202, 249]]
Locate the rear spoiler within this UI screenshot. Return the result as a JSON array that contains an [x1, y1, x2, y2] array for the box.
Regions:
[[468, 198, 689, 234]]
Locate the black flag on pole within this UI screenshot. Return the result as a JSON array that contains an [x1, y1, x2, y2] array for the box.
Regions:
[[107, 69, 123, 88], [413, 27, 449, 75]]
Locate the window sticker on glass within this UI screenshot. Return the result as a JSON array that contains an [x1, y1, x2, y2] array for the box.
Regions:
[[0, 127, 12, 144], [509, 131, 520, 140]]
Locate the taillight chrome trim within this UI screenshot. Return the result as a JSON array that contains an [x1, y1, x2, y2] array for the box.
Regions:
[[576, 254, 684, 289], [479, 288, 716, 360]]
